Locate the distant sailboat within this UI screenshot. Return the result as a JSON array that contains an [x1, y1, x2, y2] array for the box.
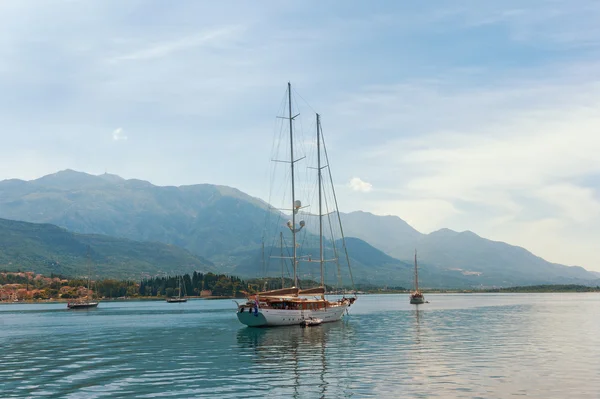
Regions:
[[409, 249, 425, 305], [166, 275, 187, 303], [67, 246, 99, 309]]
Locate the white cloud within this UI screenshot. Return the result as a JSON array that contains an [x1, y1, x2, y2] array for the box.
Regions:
[[112, 128, 127, 141], [535, 184, 600, 225], [348, 177, 373, 193], [333, 70, 600, 270], [110, 26, 242, 63]]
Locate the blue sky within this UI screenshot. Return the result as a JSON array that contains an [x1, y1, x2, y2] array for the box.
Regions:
[[1, 1, 600, 271]]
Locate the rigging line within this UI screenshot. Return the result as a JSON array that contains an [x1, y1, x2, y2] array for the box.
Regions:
[[274, 233, 294, 279], [265, 92, 288, 218], [291, 92, 315, 202], [292, 87, 318, 115], [322, 177, 343, 289], [321, 123, 356, 291], [296, 219, 310, 264], [265, 175, 290, 274], [263, 108, 288, 247], [291, 91, 307, 162], [269, 192, 284, 274]]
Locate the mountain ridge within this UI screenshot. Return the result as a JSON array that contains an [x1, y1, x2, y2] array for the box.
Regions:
[[0, 169, 596, 287]]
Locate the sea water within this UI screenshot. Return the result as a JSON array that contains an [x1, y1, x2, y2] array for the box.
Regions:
[[1, 294, 599, 398]]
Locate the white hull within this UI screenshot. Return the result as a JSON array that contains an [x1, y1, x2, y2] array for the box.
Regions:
[[237, 303, 349, 327]]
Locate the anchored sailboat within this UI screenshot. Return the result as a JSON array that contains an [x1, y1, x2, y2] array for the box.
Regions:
[[236, 83, 356, 327], [67, 246, 99, 309], [166, 275, 187, 303], [409, 249, 425, 305]]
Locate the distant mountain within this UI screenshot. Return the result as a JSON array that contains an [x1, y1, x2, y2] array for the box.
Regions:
[[338, 212, 597, 286], [0, 169, 270, 260], [232, 236, 411, 287], [0, 170, 402, 285], [411, 229, 594, 286], [339, 211, 423, 254], [0, 170, 597, 287], [0, 218, 213, 279]]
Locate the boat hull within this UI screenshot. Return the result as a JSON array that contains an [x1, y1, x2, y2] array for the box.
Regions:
[[410, 297, 425, 305], [166, 298, 187, 303], [67, 302, 99, 309], [237, 303, 349, 327]]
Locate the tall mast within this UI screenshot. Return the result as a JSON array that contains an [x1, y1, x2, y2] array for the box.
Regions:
[[317, 113, 324, 290], [261, 241, 265, 276], [414, 249, 419, 292], [288, 82, 298, 288], [280, 232, 284, 289]]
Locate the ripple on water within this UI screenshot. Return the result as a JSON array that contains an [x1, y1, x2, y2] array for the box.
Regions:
[[1, 295, 600, 398]]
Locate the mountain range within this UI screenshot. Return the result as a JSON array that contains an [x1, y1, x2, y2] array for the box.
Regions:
[[0, 169, 597, 288]]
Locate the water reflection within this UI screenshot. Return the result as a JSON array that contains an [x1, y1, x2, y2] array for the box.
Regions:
[[237, 322, 353, 399], [413, 306, 421, 345]]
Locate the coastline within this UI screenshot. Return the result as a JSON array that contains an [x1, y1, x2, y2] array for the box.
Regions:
[[0, 295, 244, 305], [2, 289, 599, 305]]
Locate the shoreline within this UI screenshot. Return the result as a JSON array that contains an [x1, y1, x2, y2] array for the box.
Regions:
[[0, 295, 245, 304], [2, 290, 599, 304]]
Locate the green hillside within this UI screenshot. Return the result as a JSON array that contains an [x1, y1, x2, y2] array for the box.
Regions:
[[0, 218, 214, 279]]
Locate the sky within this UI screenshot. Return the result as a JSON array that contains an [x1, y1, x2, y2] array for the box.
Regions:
[[1, 1, 600, 271]]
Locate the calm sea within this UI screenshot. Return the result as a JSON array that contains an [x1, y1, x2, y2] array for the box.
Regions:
[[1, 294, 599, 398]]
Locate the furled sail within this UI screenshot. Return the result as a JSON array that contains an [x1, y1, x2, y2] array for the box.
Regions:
[[298, 287, 325, 296], [257, 287, 300, 297]]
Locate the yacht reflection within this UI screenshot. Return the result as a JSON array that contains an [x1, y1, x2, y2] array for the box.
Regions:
[[237, 322, 352, 398], [413, 306, 421, 345]]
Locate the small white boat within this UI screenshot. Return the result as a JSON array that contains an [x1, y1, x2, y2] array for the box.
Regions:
[[301, 317, 323, 327]]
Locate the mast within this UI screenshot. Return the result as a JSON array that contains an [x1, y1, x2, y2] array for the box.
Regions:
[[261, 241, 265, 277], [288, 82, 298, 288], [414, 249, 419, 292], [317, 113, 324, 290], [280, 232, 285, 289], [86, 245, 91, 300]]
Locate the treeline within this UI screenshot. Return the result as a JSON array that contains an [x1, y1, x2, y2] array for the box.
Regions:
[[140, 272, 246, 297], [482, 284, 600, 293], [0, 271, 249, 300], [1, 270, 341, 301]]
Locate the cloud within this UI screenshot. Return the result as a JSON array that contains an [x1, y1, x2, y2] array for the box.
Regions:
[[349, 177, 373, 193], [332, 67, 600, 269], [112, 128, 127, 141], [110, 26, 242, 63]]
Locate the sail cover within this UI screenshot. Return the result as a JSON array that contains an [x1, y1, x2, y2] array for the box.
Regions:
[[298, 287, 325, 295], [257, 287, 300, 296]]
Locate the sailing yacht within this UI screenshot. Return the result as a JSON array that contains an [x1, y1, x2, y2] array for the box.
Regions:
[[236, 83, 357, 327], [166, 275, 187, 303], [409, 250, 425, 305], [67, 246, 100, 309]]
